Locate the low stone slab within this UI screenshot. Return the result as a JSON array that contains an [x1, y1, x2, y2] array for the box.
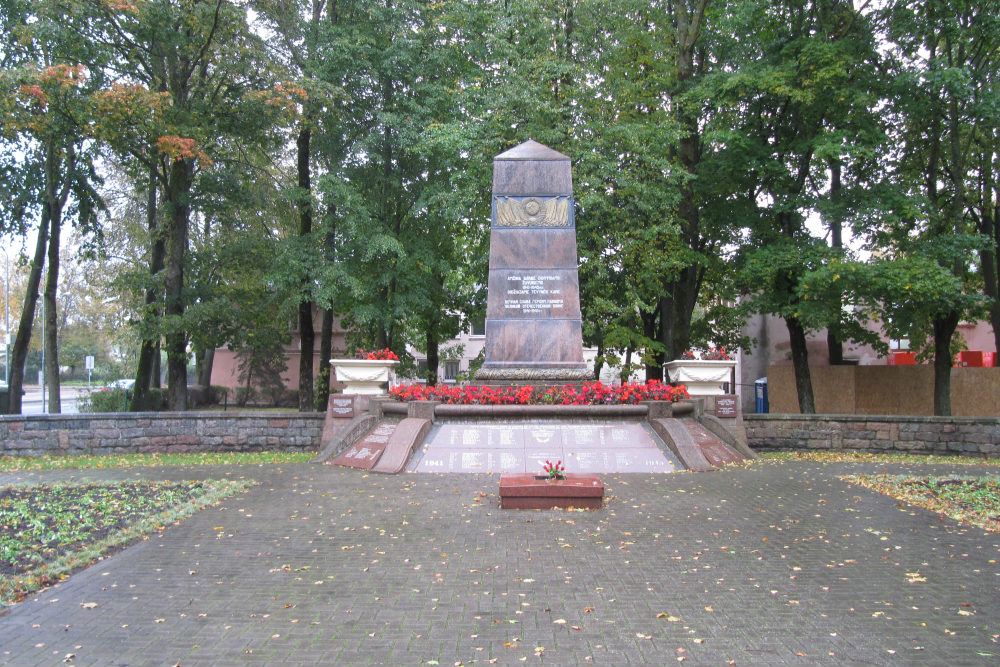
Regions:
[[499, 473, 604, 510], [332, 422, 397, 469], [684, 420, 745, 467]]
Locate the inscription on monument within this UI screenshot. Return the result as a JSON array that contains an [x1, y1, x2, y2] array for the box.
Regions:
[[503, 274, 565, 314], [329, 396, 355, 418]]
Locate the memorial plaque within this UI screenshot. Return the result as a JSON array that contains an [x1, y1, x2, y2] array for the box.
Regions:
[[715, 394, 738, 418], [328, 395, 355, 418], [476, 140, 591, 383]]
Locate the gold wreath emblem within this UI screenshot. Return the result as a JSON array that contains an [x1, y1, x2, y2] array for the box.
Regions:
[[495, 196, 570, 227]]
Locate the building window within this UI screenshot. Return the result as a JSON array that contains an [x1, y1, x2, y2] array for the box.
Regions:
[[444, 361, 460, 381], [471, 317, 485, 337]]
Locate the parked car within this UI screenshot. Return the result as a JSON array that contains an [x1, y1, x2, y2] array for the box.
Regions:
[[102, 379, 135, 391]]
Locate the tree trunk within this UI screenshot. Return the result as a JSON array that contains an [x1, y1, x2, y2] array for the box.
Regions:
[[152, 339, 161, 388], [298, 301, 315, 410], [43, 197, 61, 413], [426, 323, 439, 386], [641, 309, 661, 381], [8, 204, 50, 414], [657, 0, 708, 368], [593, 339, 604, 381], [132, 161, 165, 411], [197, 346, 215, 386], [827, 159, 844, 365], [932, 311, 959, 416], [315, 308, 334, 410], [163, 157, 193, 411], [785, 315, 815, 413], [660, 266, 701, 363], [296, 127, 315, 412]]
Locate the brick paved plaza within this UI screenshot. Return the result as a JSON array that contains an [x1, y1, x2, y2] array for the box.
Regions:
[[1, 460, 998, 665]]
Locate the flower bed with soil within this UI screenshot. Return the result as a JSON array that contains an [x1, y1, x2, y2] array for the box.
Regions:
[[389, 380, 688, 405]]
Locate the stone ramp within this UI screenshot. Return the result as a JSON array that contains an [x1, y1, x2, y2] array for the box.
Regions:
[[683, 419, 745, 466], [649, 417, 745, 470], [331, 421, 398, 469], [331, 418, 432, 474], [372, 418, 432, 473]]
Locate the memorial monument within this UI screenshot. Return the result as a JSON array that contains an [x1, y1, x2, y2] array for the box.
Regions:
[[475, 140, 592, 384]]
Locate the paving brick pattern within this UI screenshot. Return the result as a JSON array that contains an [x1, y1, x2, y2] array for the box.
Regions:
[[1, 460, 999, 665]]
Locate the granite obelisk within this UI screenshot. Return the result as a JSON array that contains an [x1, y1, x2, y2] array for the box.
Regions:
[[475, 140, 591, 384]]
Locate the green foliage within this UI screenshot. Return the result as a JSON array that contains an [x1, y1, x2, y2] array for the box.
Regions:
[[77, 388, 130, 413], [2, 0, 999, 417]]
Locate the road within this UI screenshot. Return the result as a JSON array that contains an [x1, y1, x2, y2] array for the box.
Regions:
[[12, 385, 90, 415]]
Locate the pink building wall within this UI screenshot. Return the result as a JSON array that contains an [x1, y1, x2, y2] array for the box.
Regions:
[[209, 310, 348, 391]]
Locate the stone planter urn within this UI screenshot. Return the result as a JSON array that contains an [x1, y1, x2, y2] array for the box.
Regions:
[[664, 359, 736, 396], [331, 359, 399, 395]]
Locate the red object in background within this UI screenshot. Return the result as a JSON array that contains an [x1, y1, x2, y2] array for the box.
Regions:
[[957, 350, 984, 367], [888, 352, 916, 365], [984, 352, 996, 367]]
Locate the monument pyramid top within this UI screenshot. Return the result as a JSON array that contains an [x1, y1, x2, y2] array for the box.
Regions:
[[495, 139, 569, 162]]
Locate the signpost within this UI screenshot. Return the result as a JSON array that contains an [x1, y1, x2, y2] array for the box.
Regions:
[[85, 355, 95, 388]]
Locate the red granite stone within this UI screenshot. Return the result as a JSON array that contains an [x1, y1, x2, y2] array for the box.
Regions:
[[483, 320, 585, 365], [700, 441, 744, 467], [488, 228, 579, 269], [332, 422, 397, 470], [500, 473, 604, 510]]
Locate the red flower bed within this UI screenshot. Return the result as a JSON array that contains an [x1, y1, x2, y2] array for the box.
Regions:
[[389, 380, 689, 405], [356, 348, 399, 361]]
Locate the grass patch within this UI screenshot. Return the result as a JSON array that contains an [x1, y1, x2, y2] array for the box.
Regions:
[[0, 478, 255, 607], [760, 451, 1000, 466], [843, 473, 1000, 533], [0, 451, 314, 472]]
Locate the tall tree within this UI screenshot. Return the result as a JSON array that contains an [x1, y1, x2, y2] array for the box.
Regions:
[[877, 0, 998, 414], [724, 0, 883, 412], [0, 0, 103, 413], [88, 0, 275, 410]]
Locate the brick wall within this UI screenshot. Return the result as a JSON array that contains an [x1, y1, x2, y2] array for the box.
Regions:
[[745, 414, 1000, 458], [0, 412, 325, 457]]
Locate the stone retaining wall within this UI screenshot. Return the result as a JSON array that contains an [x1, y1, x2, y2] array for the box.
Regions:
[[0, 412, 325, 457], [745, 414, 1000, 458]]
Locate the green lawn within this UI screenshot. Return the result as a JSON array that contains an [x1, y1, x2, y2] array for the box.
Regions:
[[0, 451, 314, 471]]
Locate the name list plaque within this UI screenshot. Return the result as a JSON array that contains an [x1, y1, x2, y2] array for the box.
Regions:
[[475, 140, 591, 383]]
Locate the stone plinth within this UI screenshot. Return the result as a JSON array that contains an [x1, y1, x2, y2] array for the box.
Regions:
[[476, 140, 590, 384], [499, 473, 604, 509]]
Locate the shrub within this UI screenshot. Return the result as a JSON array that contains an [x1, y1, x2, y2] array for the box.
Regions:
[[78, 389, 130, 413]]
